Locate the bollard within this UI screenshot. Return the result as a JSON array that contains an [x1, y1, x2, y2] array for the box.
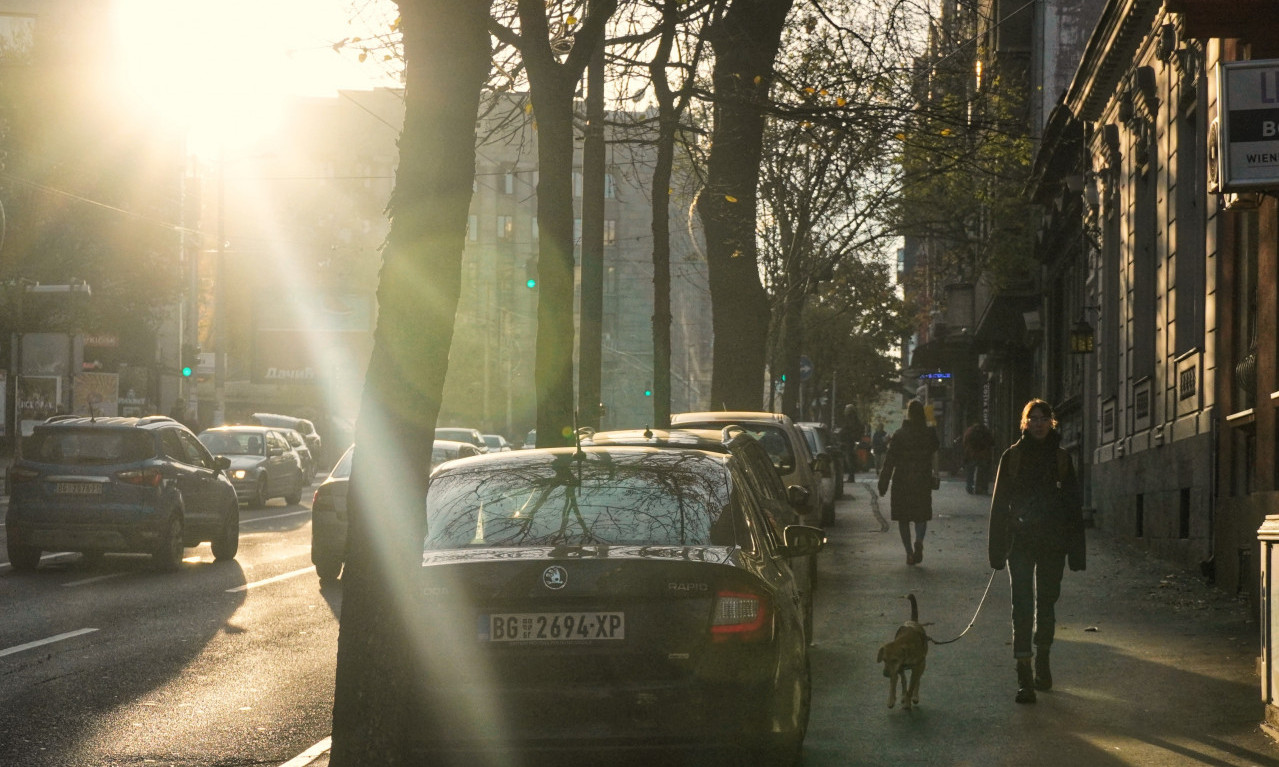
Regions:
[[1257, 515, 1279, 737]]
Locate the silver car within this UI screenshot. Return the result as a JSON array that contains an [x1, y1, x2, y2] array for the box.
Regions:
[[198, 426, 305, 508]]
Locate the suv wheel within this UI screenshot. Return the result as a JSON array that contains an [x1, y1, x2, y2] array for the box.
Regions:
[[210, 503, 239, 561], [152, 515, 185, 571], [7, 540, 41, 571], [314, 557, 342, 582]]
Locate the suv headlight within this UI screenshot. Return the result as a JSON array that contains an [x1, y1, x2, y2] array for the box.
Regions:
[[231, 469, 247, 480]]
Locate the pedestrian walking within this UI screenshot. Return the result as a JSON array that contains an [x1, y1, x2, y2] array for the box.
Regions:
[[871, 420, 888, 475], [987, 398, 1086, 704], [840, 404, 864, 480], [877, 399, 939, 566], [961, 419, 994, 494]]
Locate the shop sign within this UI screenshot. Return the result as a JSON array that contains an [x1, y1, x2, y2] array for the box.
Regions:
[[1216, 59, 1279, 191]]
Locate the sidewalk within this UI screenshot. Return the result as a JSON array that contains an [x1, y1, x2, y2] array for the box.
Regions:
[[807, 476, 1279, 766]]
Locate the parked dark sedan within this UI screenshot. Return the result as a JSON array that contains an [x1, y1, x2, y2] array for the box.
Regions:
[[409, 446, 823, 764]]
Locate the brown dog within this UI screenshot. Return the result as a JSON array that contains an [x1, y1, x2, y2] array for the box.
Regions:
[[876, 594, 928, 710]]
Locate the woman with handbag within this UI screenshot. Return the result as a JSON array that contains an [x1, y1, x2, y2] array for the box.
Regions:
[[877, 399, 939, 566], [987, 398, 1086, 704]]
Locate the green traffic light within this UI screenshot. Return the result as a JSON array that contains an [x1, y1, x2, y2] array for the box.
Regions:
[[644, 387, 652, 397], [181, 366, 193, 377], [526, 278, 537, 288]]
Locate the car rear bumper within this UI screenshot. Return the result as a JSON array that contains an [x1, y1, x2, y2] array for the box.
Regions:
[[8, 518, 167, 553], [409, 678, 795, 758]]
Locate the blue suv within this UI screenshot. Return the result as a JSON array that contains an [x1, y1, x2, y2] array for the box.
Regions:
[[5, 415, 240, 572]]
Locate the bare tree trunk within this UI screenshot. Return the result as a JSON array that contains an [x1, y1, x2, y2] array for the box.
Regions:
[[514, 0, 617, 446], [697, 0, 794, 410], [330, 2, 489, 764]]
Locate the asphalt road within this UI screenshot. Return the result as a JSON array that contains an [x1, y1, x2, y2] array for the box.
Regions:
[[0, 495, 340, 767]]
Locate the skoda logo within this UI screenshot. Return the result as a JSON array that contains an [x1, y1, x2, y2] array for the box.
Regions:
[[542, 565, 568, 590]]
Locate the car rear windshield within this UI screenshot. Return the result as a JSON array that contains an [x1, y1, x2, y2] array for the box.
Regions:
[[435, 428, 478, 444], [424, 452, 735, 549], [680, 422, 796, 472], [25, 429, 155, 465]]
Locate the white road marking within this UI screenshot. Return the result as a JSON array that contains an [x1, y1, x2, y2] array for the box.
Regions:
[[0, 627, 99, 659], [63, 573, 126, 587], [226, 566, 315, 593], [279, 736, 331, 766], [246, 509, 311, 524]]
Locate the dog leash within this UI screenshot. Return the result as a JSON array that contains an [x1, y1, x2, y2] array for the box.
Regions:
[[929, 568, 999, 645]]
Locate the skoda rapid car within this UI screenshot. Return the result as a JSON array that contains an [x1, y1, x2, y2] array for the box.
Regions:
[[409, 446, 824, 765]]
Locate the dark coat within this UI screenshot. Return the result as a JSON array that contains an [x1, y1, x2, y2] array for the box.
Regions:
[[877, 422, 939, 522], [986, 430, 1086, 571]]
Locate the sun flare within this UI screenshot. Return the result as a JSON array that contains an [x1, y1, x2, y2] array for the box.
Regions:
[[112, 0, 394, 157]]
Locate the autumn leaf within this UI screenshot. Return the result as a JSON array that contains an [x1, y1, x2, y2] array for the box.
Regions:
[[731, 249, 743, 258], [754, 75, 762, 85], [359, 52, 368, 63], [567, 15, 577, 24], [836, 97, 847, 107], [725, 195, 738, 203]]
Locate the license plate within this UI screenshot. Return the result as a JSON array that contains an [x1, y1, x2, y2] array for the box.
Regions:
[[481, 612, 625, 642], [55, 482, 102, 495]]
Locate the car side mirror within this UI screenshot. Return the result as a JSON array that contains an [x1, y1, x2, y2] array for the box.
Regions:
[[812, 453, 831, 474], [269, 447, 283, 457], [781, 525, 826, 558], [786, 484, 810, 509], [214, 456, 231, 471]]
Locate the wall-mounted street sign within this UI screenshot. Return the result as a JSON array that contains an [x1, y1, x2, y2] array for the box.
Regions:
[[919, 371, 952, 380], [1216, 59, 1279, 192]]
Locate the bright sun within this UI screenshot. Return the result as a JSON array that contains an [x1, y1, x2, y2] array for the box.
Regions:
[[112, 0, 396, 156]]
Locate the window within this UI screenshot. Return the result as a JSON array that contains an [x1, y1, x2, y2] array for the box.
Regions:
[[574, 218, 582, 247], [503, 172, 515, 195], [531, 216, 539, 240], [497, 215, 514, 240], [604, 172, 616, 199], [1132, 163, 1156, 384], [1175, 106, 1205, 354], [603, 219, 616, 246], [467, 215, 479, 242], [573, 171, 583, 198]]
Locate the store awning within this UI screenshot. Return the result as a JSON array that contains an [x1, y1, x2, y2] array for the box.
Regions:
[[971, 291, 1040, 352], [1167, 0, 1279, 39]]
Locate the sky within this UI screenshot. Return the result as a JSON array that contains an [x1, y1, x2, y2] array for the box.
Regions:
[[113, 0, 401, 154]]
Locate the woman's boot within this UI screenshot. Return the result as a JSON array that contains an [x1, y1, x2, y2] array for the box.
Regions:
[[1015, 658, 1036, 703], [1034, 645, 1052, 691]]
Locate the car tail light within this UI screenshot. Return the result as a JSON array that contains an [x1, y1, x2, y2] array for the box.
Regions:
[[116, 467, 163, 487], [9, 467, 39, 484], [710, 590, 771, 642]]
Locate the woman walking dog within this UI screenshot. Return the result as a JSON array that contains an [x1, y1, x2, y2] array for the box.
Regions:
[[987, 399, 1086, 703]]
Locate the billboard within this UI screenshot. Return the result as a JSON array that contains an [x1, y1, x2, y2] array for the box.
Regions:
[[252, 289, 374, 385]]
